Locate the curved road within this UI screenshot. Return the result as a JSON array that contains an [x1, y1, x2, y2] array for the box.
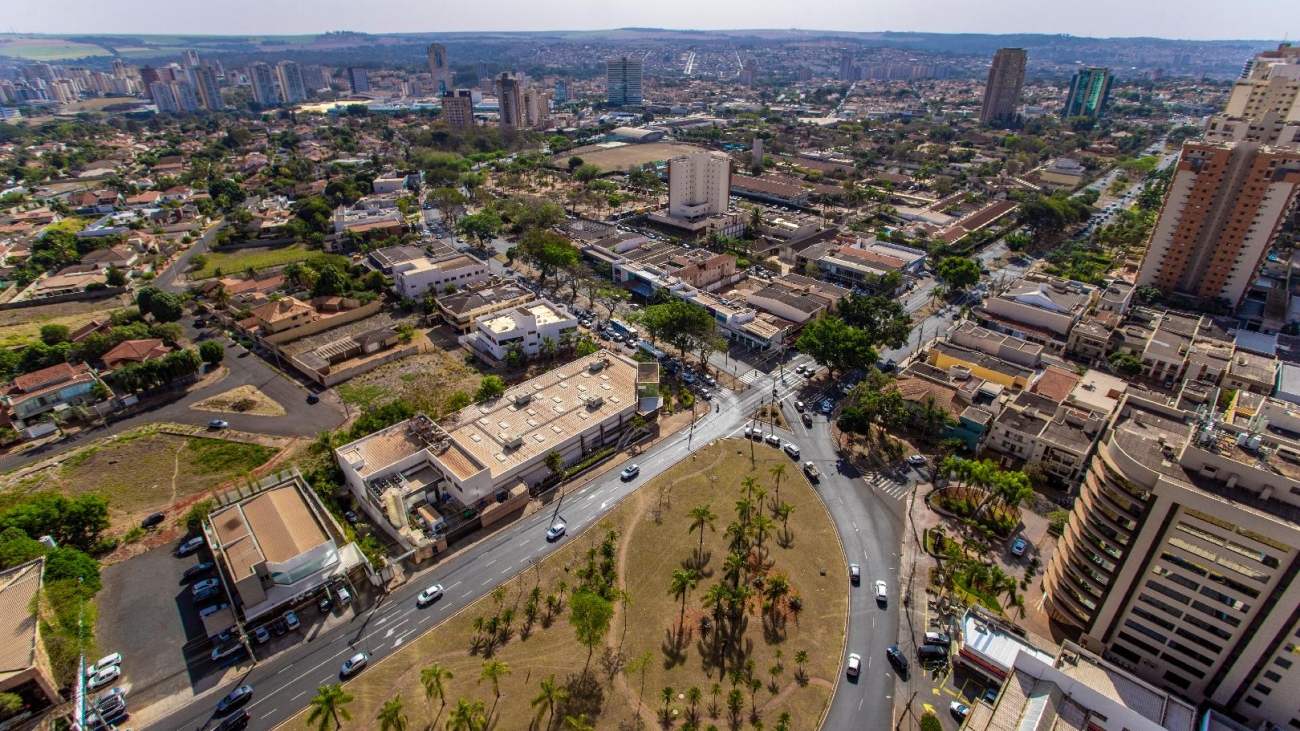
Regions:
[[149, 360, 903, 731]]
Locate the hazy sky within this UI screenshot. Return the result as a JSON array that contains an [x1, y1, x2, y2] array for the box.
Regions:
[[2, 0, 1290, 41]]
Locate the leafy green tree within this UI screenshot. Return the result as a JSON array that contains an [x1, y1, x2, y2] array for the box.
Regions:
[[572, 164, 601, 183], [640, 299, 716, 359], [569, 590, 615, 668], [518, 229, 579, 290], [531, 674, 567, 731], [837, 294, 913, 349], [39, 324, 70, 346], [44, 548, 102, 591], [455, 212, 504, 247], [199, 340, 225, 366], [312, 265, 350, 298], [567, 156, 585, 171], [935, 256, 981, 292], [0, 493, 110, 552], [795, 315, 876, 380], [0, 527, 50, 568], [447, 391, 472, 411], [208, 178, 244, 211], [475, 375, 506, 401]]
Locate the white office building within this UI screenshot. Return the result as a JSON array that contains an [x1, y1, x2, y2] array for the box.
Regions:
[[460, 300, 579, 363], [391, 254, 490, 299]]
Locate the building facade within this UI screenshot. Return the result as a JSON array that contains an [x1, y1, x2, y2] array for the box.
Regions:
[[495, 73, 522, 127], [1135, 140, 1300, 309], [347, 67, 370, 94], [276, 61, 307, 103], [980, 48, 1027, 125], [193, 65, 224, 111], [248, 62, 280, 106], [606, 56, 644, 107], [1063, 67, 1112, 120], [667, 151, 732, 220], [441, 89, 474, 129], [427, 44, 453, 94]]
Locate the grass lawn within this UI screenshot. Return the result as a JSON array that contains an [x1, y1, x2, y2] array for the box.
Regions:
[[192, 244, 312, 279], [0, 432, 277, 526], [0, 295, 132, 348], [286, 440, 846, 731]]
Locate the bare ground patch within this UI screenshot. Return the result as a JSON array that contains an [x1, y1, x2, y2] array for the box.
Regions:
[[190, 384, 288, 417]]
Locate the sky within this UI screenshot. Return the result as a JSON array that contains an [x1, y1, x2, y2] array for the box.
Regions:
[[2, 0, 1292, 41]]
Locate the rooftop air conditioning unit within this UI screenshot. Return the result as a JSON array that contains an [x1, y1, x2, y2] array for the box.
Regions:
[[587, 396, 605, 409], [503, 434, 524, 450], [589, 359, 608, 373], [514, 393, 532, 407]]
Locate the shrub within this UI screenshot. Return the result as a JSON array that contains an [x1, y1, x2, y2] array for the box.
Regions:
[[122, 526, 145, 544], [180, 500, 215, 533]]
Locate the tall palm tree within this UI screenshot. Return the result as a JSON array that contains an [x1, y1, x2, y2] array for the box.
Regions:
[[768, 464, 786, 506], [530, 674, 567, 731], [751, 514, 775, 549], [479, 658, 512, 701], [740, 476, 759, 501], [421, 663, 454, 721], [688, 504, 718, 554], [669, 568, 700, 635], [306, 684, 354, 731], [774, 502, 795, 530], [445, 698, 486, 731], [378, 696, 408, 731]]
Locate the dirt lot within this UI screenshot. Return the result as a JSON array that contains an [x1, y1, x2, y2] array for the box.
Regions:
[[555, 141, 706, 174], [0, 430, 279, 527], [285, 439, 845, 731], [190, 384, 287, 417], [281, 310, 422, 357], [340, 344, 482, 416], [0, 293, 133, 348]]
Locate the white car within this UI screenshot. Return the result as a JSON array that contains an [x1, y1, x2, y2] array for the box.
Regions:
[[88, 665, 121, 691], [875, 580, 888, 603], [907, 455, 927, 467], [546, 522, 567, 541], [417, 584, 444, 606], [846, 652, 861, 678], [764, 434, 781, 447], [620, 464, 641, 481], [192, 578, 220, 595], [783, 443, 801, 459], [86, 652, 122, 677], [341, 652, 369, 677]]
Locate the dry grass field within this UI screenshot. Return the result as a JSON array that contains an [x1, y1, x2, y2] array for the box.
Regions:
[[556, 141, 706, 174], [191, 385, 287, 417], [286, 439, 846, 731]]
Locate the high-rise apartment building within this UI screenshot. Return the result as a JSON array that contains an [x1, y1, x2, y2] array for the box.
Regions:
[[739, 59, 757, 86], [248, 62, 281, 106], [193, 65, 224, 111], [440, 89, 474, 129], [301, 66, 328, 92], [980, 48, 1028, 125], [476, 62, 490, 89], [554, 80, 568, 104], [1043, 392, 1300, 728], [140, 66, 162, 103], [151, 81, 200, 114], [522, 87, 551, 129], [667, 151, 732, 220], [1206, 44, 1300, 146], [275, 61, 307, 104], [1134, 140, 1300, 308], [605, 57, 643, 107], [427, 44, 453, 95], [838, 51, 857, 81], [347, 67, 370, 95], [182, 50, 200, 69], [1062, 67, 1112, 120], [495, 73, 522, 127]]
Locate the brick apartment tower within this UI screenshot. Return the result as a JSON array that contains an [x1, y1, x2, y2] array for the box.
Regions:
[[979, 48, 1027, 125], [1135, 141, 1300, 309]]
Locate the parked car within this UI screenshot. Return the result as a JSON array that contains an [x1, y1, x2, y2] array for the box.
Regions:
[[820, 401, 833, 414], [950, 702, 971, 720], [907, 455, 927, 467], [318, 595, 334, 614], [918, 644, 949, 664], [801, 412, 813, 427], [176, 536, 205, 556], [1011, 538, 1028, 557], [216, 685, 254, 713], [783, 443, 801, 459], [764, 434, 781, 447], [86, 653, 122, 678], [193, 585, 221, 603], [846, 652, 861, 678], [271, 619, 287, 636], [983, 687, 999, 704], [341, 652, 369, 677], [283, 610, 301, 631], [417, 584, 444, 606], [211, 641, 243, 662], [199, 603, 229, 619], [874, 580, 888, 603], [253, 626, 270, 644], [192, 578, 220, 595], [141, 512, 166, 529], [546, 522, 567, 541], [306, 393, 320, 405], [181, 562, 214, 581], [208, 419, 228, 430], [849, 563, 860, 584], [621, 464, 641, 481], [87, 666, 121, 691], [344, 510, 359, 525], [925, 632, 952, 647], [795, 400, 806, 412]]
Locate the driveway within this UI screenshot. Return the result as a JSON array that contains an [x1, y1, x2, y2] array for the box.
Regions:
[[156, 220, 225, 293]]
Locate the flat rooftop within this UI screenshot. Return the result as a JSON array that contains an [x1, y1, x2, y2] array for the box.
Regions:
[[1054, 643, 1196, 731], [210, 482, 332, 581]]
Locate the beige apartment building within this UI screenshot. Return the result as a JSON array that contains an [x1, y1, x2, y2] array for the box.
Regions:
[[440, 90, 474, 129], [979, 48, 1027, 125], [667, 151, 732, 221], [1135, 140, 1300, 309], [1043, 392, 1300, 728], [985, 390, 1104, 485]]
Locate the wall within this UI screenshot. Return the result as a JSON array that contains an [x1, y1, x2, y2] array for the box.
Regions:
[[0, 286, 127, 311], [295, 338, 429, 387], [261, 300, 383, 345]]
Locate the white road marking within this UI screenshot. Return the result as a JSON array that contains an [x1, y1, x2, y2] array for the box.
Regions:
[[447, 581, 462, 590]]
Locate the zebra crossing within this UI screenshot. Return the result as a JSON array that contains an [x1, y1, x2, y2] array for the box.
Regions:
[[736, 368, 766, 385], [865, 471, 911, 500]]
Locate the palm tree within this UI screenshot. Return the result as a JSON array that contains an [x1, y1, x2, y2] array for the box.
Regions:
[[562, 716, 595, 731], [378, 696, 408, 731], [531, 674, 567, 731], [662, 686, 676, 717], [751, 514, 775, 549], [794, 650, 809, 683], [307, 684, 354, 731], [723, 553, 747, 589], [421, 663, 454, 721], [768, 464, 786, 506], [545, 449, 565, 480], [740, 475, 759, 501], [688, 504, 718, 554], [916, 396, 956, 444], [669, 568, 701, 635], [479, 658, 512, 700], [446, 698, 487, 731], [774, 502, 795, 530], [734, 498, 755, 528], [687, 686, 703, 723]]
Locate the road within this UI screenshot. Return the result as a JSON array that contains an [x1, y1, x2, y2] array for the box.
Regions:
[[156, 219, 225, 293], [149, 356, 902, 731]]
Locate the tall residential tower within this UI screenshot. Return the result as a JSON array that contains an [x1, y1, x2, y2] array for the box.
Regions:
[[1062, 67, 1112, 120], [427, 44, 453, 95], [606, 56, 643, 107], [979, 48, 1027, 125]]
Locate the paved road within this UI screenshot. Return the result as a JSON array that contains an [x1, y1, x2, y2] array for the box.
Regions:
[[0, 315, 345, 474], [148, 358, 903, 731], [157, 219, 225, 293]]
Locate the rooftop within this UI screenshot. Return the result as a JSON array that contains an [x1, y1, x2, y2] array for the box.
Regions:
[[209, 482, 332, 581], [1053, 642, 1196, 731], [0, 558, 44, 682]]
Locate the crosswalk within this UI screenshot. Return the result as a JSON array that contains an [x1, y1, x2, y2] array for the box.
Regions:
[[865, 471, 911, 500], [736, 368, 766, 385]]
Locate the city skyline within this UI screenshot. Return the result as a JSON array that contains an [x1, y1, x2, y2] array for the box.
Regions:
[[1, 0, 1292, 42]]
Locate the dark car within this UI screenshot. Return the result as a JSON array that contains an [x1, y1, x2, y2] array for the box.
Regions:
[[271, 619, 287, 636], [918, 644, 949, 664], [181, 562, 215, 581], [141, 512, 166, 529], [215, 710, 251, 731], [886, 645, 910, 672], [216, 685, 254, 713], [800, 412, 813, 427], [307, 393, 320, 404], [318, 595, 334, 614]]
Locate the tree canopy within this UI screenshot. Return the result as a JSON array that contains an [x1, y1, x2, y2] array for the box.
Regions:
[[795, 315, 876, 379], [837, 294, 913, 350], [639, 299, 715, 358], [935, 257, 981, 292]]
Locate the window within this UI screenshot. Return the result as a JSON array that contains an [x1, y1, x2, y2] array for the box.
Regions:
[[1163, 671, 1191, 690], [1275, 657, 1293, 670], [1265, 670, 1282, 683], [1254, 683, 1272, 696]]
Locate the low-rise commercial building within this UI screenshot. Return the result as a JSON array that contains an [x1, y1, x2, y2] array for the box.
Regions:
[[927, 341, 1034, 391], [392, 254, 491, 300], [435, 281, 535, 334], [459, 300, 580, 364], [977, 276, 1096, 351], [950, 321, 1044, 369]]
